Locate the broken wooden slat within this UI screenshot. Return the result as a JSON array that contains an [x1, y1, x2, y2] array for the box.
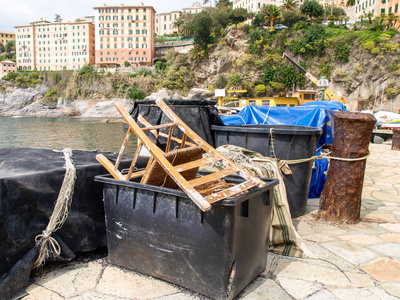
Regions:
[[96, 154, 125, 181], [189, 167, 238, 187], [175, 155, 221, 173], [205, 180, 259, 204]]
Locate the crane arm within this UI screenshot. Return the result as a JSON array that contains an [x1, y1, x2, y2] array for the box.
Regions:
[[282, 52, 346, 103]]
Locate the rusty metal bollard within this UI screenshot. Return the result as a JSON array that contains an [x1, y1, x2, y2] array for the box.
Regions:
[[318, 111, 376, 223], [392, 128, 400, 151]]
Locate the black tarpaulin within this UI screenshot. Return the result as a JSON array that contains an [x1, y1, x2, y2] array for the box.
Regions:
[[0, 148, 146, 299]]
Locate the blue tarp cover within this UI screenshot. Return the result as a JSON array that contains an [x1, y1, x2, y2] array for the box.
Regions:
[[220, 101, 345, 198], [221, 101, 345, 146]]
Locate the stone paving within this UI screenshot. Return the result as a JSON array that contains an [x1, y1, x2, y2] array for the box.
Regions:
[[22, 143, 400, 300]]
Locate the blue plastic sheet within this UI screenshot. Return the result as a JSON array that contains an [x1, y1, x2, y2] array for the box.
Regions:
[[220, 101, 345, 198]]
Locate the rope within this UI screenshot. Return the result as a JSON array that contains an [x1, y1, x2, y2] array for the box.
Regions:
[[34, 148, 76, 268], [261, 127, 371, 166]]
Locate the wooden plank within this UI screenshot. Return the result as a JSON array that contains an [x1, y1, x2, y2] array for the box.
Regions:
[[180, 133, 187, 148], [189, 167, 238, 187], [141, 122, 178, 131], [96, 154, 125, 181], [156, 99, 267, 188], [115, 128, 131, 171], [165, 125, 173, 153], [127, 169, 146, 180], [140, 156, 154, 184], [205, 180, 259, 204], [127, 141, 143, 180], [116, 102, 212, 212], [175, 155, 221, 172], [158, 132, 196, 147]]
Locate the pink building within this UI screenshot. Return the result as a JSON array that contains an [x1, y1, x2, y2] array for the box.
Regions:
[[15, 19, 95, 71], [0, 60, 16, 78], [94, 4, 156, 67]]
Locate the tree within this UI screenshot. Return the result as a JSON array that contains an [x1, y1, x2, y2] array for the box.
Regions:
[[282, 0, 298, 10], [229, 8, 250, 24], [216, 0, 231, 8], [5, 40, 15, 54], [173, 18, 185, 34], [282, 8, 307, 27], [300, 0, 324, 19], [366, 12, 374, 24], [192, 11, 213, 49], [55, 14, 62, 23], [387, 13, 399, 29], [331, 6, 346, 19], [0, 42, 6, 54], [263, 4, 282, 28], [124, 61, 131, 67]]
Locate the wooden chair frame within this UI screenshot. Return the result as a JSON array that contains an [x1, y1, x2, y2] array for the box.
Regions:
[[96, 99, 266, 212]]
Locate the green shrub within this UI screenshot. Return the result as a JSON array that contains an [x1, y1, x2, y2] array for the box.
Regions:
[[44, 88, 57, 97], [363, 40, 375, 50], [371, 47, 380, 54], [128, 85, 145, 100], [255, 84, 266, 95], [215, 75, 228, 89], [386, 87, 397, 99], [2, 72, 19, 81], [334, 44, 350, 62]]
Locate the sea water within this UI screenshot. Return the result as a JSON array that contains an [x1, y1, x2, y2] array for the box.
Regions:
[[0, 116, 137, 153]]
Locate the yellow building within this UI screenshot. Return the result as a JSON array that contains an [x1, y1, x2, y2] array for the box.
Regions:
[[292, 90, 317, 105], [240, 97, 299, 107], [15, 19, 95, 71], [0, 31, 15, 46]]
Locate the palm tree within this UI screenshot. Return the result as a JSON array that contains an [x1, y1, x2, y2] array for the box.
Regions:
[[263, 4, 282, 29], [282, 0, 298, 10], [387, 13, 399, 29], [173, 18, 184, 34], [366, 12, 374, 24]]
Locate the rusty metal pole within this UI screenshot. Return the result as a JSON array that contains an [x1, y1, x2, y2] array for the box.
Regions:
[[392, 128, 400, 151], [318, 111, 376, 223]]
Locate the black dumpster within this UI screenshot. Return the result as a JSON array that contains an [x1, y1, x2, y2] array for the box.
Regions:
[[211, 125, 321, 218], [95, 172, 278, 300]]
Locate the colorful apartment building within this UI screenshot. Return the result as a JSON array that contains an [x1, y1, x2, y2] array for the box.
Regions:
[[0, 31, 15, 46], [0, 60, 16, 78], [15, 19, 95, 71], [93, 4, 156, 67], [380, 0, 400, 15], [155, 11, 181, 35], [232, 0, 285, 12], [155, 2, 205, 36]]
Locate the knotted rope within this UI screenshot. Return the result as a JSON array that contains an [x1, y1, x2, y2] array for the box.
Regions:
[[34, 148, 76, 268]]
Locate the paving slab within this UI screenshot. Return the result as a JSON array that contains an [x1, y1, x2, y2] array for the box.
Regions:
[[380, 223, 400, 233], [367, 242, 400, 260], [95, 266, 179, 299], [328, 287, 399, 300], [379, 233, 400, 243], [361, 257, 400, 282], [238, 278, 292, 300], [320, 241, 380, 265], [380, 282, 400, 298], [276, 278, 323, 299]]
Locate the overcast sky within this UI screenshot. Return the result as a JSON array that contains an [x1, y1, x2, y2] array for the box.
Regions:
[[1, 0, 209, 32]]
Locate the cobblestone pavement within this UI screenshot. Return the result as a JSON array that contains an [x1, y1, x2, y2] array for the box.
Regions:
[[22, 143, 400, 300]]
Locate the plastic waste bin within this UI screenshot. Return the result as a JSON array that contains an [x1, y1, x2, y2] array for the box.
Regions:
[[211, 124, 321, 218], [95, 172, 278, 300]]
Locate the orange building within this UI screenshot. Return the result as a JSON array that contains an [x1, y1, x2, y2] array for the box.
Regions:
[[15, 19, 95, 71], [0, 60, 16, 78], [94, 4, 156, 67]]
